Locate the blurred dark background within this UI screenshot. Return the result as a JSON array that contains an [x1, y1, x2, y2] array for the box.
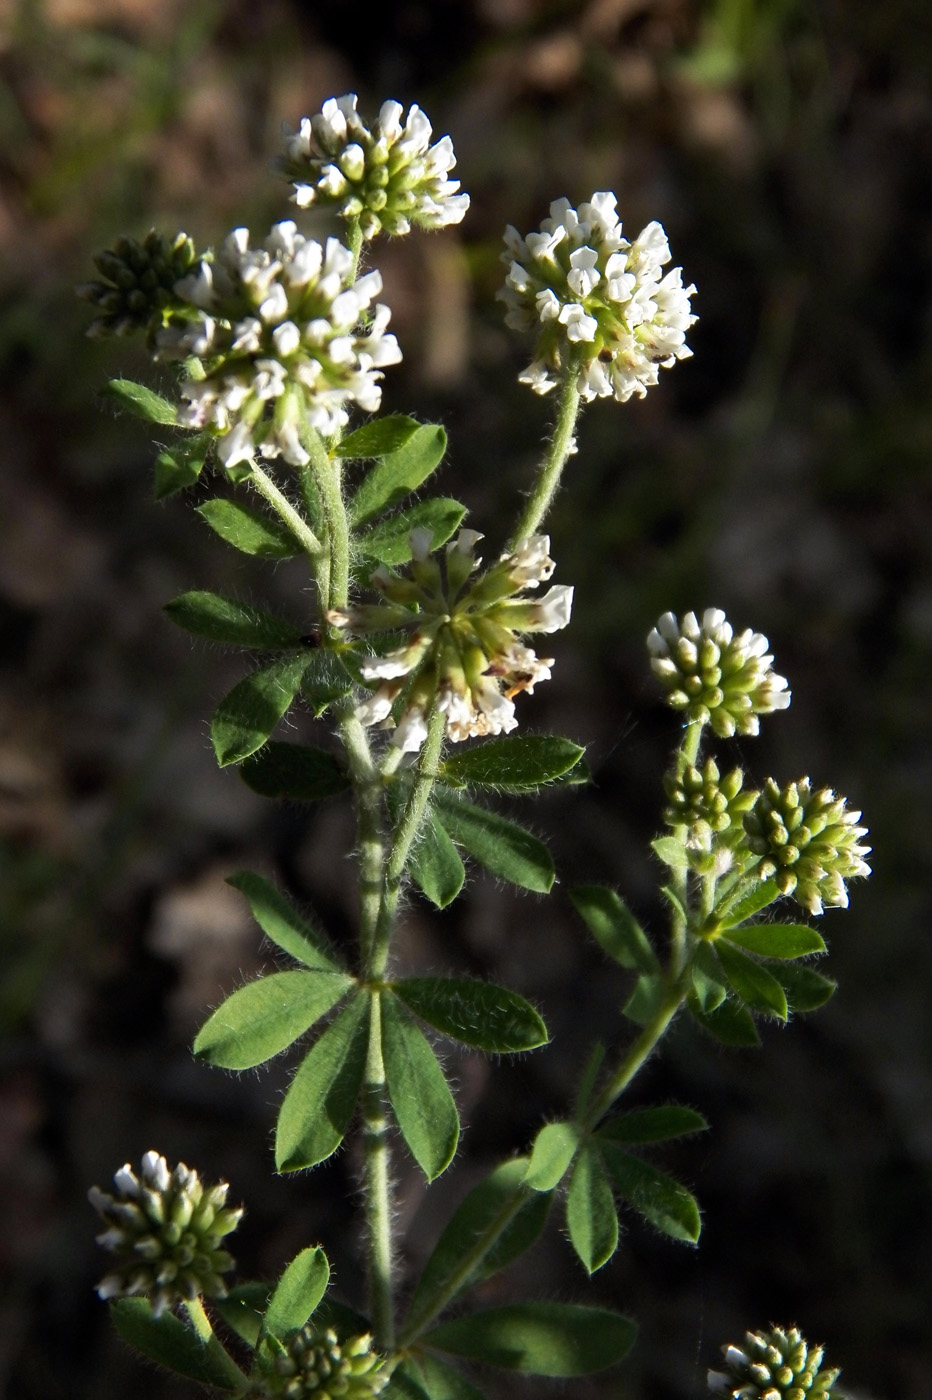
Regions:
[[2, 1, 931, 1397]]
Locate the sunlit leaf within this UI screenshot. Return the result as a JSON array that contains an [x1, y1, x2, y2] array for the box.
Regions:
[[524, 1121, 579, 1192], [193, 969, 352, 1070], [434, 795, 554, 894], [569, 886, 658, 972], [566, 1143, 619, 1273], [600, 1146, 701, 1244], [348, 423, 447, 525], [408, 812, 465, 909], [197, 498, 301, 558], [102, 378, 177, 425], [227, 871, 343, 972], [110, 1299, 238, 1390], [381, 994, 459, 1181], [275, 995, 370, 1171], [262, 1246, 330, 1341], [440, 735, 585, 792], [210, 655, 309, 766]]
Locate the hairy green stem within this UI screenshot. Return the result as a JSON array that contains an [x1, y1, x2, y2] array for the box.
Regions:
[[509, 367, 582, 544], [670, 719, 706, 973], [340, 708, 385, 970], [582, 985, 685, 1131], [362, 990, 395, 1352], [249, 460, 323, 559], [182, 1298, 247, 1388], [303, 427, 350, 610]]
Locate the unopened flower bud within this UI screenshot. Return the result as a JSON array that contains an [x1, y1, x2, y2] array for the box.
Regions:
[[272, 1327, 389, 1400], [708, 1326, 843, 1400], [744, 778, 871, 915]]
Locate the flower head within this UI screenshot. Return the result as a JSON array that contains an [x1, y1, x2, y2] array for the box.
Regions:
[[281, 94, 470, 240], [272, 1327, 389, 1400], [88, 1150, 242, 1316], [743, 777, 871, 914], [154, 221, 401, 464], [664, 756, 758, 874], [78, 230, 200, 345], [647, 608, 791, 738], [708, 1326, 844, 1400], [499, 193, 696, 401], [330, 531, 573, 751]]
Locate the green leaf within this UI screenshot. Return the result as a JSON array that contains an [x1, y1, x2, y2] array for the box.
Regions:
[[215, 1282, 268, 1347], [406, 1158, 550, 1331], [725, 923, 826, 959], [659, 883, 688, 924], [227, 871, 343, 972], [109, 1299, 238, 1390], [381, 994, 459, 1181], [600, 1146, 701, 1244], [275, 994, 370, 1171], [193, 969, 353, 1070], [569, 886, 659, 972], [102, 378, 177, 425], [687, 991, 761, 1047], [566, 1142, 619, 1273], [650, 835, 690, 870], [197, 498, 300, 558], [721, 878, 781, 925], [434, 795, 554, 894], [164, 591, 306, 650], [263, 1246, 330, 1341], [574, 1042, 606, 1119], [337, 414, 422, 461], [241, 742, 350, 801], [596, 1105, 708, 1146], [622, 974, 668, 1026], [440, 735, 585, 792], [770, 962, 837, 1012], [691, 939, 728, 1012], [210, 655, 309, 766], [426, 1302, 637, 1376], [301, 650, 354, 716], [393, 977, 548, 1054], [410, 1353, 488, 1400], [409, 811, 465, 909], [524, 1121, 580, 1192], [715, 939, 788, 1020], [154, 439, 207, 498], [348, 424, 447, 525], [356, 497, 466, 564]]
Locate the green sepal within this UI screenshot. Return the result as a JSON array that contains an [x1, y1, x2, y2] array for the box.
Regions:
[[356, 497, 466, 564], [301, 650, 355, 716], [392, 977, 548, 1053], [408, 1353, 488, 1400], [275, 994, 370, 1171], [337, 414, 422, 461], [439, 735, 585, 793], [569, 886, 659, 972], [650, 835, 690, 871], [622, 974, 668, 1026], [566, 1142, 619, 1273], [599, 1145, 701, 1244], [109, 1298, 239, 1390], [154, 437, 208, 498], [348, 423, 447, 526], [102, 378, 177, 425], [381, 993, 459, 1181], [434, 793, 554, 894], [687, 991, 761, 1047], [524, 1121, 580, 1192], [715, 939, 789, 1020], [596, 1104, 708, 1146], [691, 939, 728, 1012], [197, 498, 301, 558], [210, 655, 309, 766], [409, 811, 466, 908], [241, 742, 350, 801], [227, 870, 344, 972], [262, 1245, 330, 1342], [405, 1158, 550, 1333], [193, 969, 353, 1070], [720, 878, 780, 925], [770, 961, 837, 1012], [215, 1282, 268, 1347], [425, 1302, 637, 1376], [164, 590, 306, 650], [724, 923, 826, 959]]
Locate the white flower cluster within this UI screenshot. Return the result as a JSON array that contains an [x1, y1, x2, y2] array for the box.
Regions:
[[282, 94, 470, 240], [499, 192, 697, 402], [647, 608, 791, 738], [155, 221, 401, 465]]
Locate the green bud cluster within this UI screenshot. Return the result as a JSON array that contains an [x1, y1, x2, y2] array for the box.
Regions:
[[88, 1150, 242, 1316], [272, 1328, 388, 1400], [664, 757, 758, 872], [744, 777, 871, 915], [708, 1326, 843, 1400], [77, 231, 199, 343]]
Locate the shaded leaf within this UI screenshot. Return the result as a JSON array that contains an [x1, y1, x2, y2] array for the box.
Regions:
[[110, 1299, 238, 1390], [263, 1246, 330, 1341], [659, 883, 688, 925], [193, 969, 352, 1070], [241, 742, 350, 801], [275, 995, 370, 1171], [440, 736, 585, 793], [165, 591, 305, 650], [348, 423, 447, 525], [770, 962, 837, 1012], [725, 923, 826, 960], [102, 378, 177, 425], [210, 656, 309, 766], [622, 974, 668, 1026], [393, 977, 547, 1054], [357, 498, 466, 564], [426, 1302, 637, 1376], [721, 879, 780, 926], [715, 940, 788, 1020], [410, 1353, 488, 1400], [337, 414, 422, 461], [301, 651, 354, 716], [227, 871, 343, 972], [198, 498, 300, 558], [566, 1142, 618, 1273], [691, 940, 728, 1013], [434, 795, 554, 894], [600, 1146, 701, 1244], [524, 1121, 579, 1192], [596, 1105, 708, 1146], [215, 1283, 268, 1347], [687, 992, 761, 1047], [154, 439, 207, 498], [409, 812, 465, 909], [569, 886, 658, 972], [382, 994, 459, 1181]]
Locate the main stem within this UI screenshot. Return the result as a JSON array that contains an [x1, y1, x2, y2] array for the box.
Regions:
[[362, 990, 395, 1352], [509, 367, 581, 545], [582, 986, 685, 1131]]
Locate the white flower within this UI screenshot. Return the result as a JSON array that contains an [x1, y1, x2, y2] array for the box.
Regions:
[[500, 193, 697, 402]]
